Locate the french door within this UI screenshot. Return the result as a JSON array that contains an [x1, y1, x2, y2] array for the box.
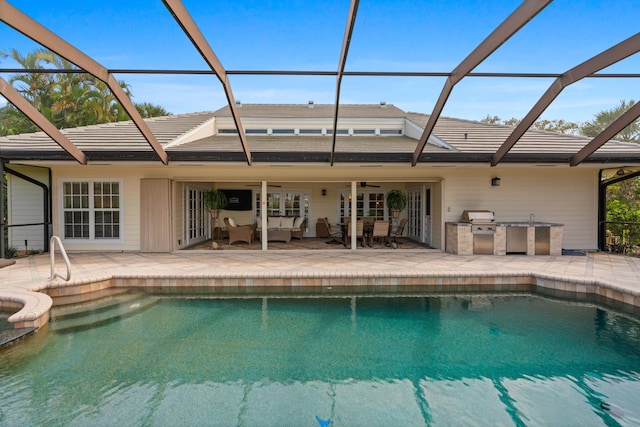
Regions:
[[255, 190, 311, 236], [406, 185, 431, 245], [184, 185, 209, 247], [339, 190, 386, 220]]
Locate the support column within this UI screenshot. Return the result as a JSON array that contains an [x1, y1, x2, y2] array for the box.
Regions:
[[351, 181, 357, 250], [261, 181, 268, 251]]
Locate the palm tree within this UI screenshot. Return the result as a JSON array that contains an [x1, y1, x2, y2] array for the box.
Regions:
[[0, 48, 169, 136], [136, 102, 171, 118], [0, 49, 57, 133]]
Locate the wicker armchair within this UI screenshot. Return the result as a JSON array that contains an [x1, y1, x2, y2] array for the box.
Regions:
[[224, 217, 255, 245], [290, 217, 307, 240]]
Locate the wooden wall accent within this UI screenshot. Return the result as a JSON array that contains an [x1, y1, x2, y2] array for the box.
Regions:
[[140, 178, 172, 252]]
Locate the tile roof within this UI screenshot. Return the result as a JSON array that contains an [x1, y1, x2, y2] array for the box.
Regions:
[[170, 135, 448, 153], [213, 103, 407, 119], [1, 104, 639, 163], [408, 113, 640, 156], [0, 111, 215, 153]]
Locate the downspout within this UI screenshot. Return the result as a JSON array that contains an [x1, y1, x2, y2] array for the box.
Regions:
[[4, 165, 51, 253]]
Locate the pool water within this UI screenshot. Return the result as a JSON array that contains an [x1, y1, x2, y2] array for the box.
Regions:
[[1, 294, 640, 426]]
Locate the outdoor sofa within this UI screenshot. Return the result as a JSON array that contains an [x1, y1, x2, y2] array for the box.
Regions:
[[255, 216, 307, 242]]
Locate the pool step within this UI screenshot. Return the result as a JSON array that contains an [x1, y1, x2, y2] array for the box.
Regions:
[[50, 287, 132, 309], [49, 292, 159, 332], [51, 290, 142, 320]]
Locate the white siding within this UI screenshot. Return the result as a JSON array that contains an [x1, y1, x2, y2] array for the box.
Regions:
[[431, 181, 443, 250], [7, 165, 49, 252], [440, 167, 598, 250], [50, 167, 140, 252], [39, 162, 602, 252]]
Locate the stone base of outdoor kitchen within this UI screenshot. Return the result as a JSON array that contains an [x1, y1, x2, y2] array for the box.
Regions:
[[446, 222, 564, 256]]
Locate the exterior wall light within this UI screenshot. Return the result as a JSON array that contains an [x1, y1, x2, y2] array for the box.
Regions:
[[322, 188, 327, 196], [491, 177, 501, 187]]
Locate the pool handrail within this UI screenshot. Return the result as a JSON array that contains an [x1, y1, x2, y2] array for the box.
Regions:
[[49, 235, 71, 281]]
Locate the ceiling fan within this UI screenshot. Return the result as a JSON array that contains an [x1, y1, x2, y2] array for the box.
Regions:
[[343, 182, 381, 188], [360, 182, 380, 188], [245, 184, 282, 188]]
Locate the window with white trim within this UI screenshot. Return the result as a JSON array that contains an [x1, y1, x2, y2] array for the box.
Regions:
[[62, 180, 122, 240]]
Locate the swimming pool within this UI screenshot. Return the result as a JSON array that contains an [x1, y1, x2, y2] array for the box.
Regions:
[[1, 294, 639, 426]]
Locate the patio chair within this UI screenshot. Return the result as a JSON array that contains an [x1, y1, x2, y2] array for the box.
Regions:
[[321, 218, 342, 244], [224, 217, 255, 245], [390, 218, 407, 245], [346, 220, 366, 247], [370, 220, 390, 246]]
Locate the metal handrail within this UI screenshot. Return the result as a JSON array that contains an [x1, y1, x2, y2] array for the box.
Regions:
[[49, 236, 71, 281]]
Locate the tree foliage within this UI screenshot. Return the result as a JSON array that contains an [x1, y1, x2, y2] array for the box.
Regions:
[[482, 100, 639, 144], [0, 48, 170, 136], [483, 103, 639, 251], [135, 102, 170, 118], [581, 99, 639, 143], [480, 115, 581, 134], [606, 179, 640, 250]]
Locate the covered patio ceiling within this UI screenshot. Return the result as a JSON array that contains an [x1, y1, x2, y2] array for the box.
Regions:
[[0, 0, 639, 167]]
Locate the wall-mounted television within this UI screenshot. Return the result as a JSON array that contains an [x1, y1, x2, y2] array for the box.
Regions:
[[220, 189, 252, 211]]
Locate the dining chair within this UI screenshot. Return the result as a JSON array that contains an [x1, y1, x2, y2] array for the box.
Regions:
[[390, 218, 407, 245], [321, 217, 342, 244], [346, 220, 366, 247], [370, 220, 390, 246]]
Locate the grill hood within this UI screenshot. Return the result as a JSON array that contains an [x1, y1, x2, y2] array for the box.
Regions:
[[460, 210, 495, 223]]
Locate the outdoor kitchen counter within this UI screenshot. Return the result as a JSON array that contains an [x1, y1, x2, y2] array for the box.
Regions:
[[496, 221, 564, 227], [446, 222, 564, 256]]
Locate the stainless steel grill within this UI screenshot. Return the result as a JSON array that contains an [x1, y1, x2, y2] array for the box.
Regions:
[[461, 210, 496, 254], [460, 210, 496, 234]]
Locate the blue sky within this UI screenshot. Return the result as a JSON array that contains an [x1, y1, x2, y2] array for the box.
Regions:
[[1, 0, 639, 123]]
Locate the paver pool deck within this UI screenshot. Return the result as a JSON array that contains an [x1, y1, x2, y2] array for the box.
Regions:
[[1, 249, 640, 330]]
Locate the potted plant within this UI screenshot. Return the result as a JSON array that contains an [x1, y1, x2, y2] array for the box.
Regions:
[[203, 189, 228, 219], [386, 189, 407, 218]]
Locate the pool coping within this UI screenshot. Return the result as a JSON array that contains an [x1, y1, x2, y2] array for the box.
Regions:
[[0, 288, 52, 329], [2, 250, 640, 331], [5, 270, 633, 328]]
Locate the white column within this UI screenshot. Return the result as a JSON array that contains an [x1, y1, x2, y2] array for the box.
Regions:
[[261, 181, 268, 251], [351, 181, 357, 250]]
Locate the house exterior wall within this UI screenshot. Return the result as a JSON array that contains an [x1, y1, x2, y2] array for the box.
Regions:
[[140, 178, 172, 252], [17, 162, 601, 252], [50, 165, 141, 252], [7, 165, 49, 253], [431, 181, 443, 250], [173, 181, 184, 250], [213, 116, 406, 135], [441, 166, 598, 250]]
